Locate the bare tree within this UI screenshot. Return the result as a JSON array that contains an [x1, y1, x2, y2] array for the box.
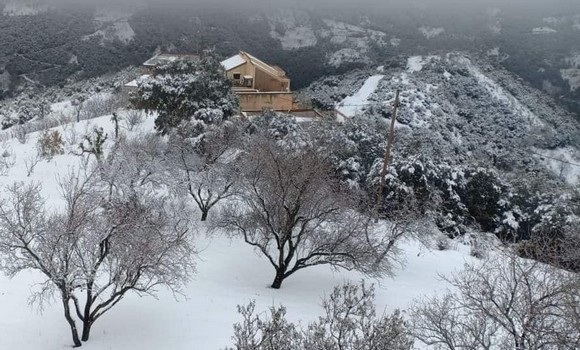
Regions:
[[168, 122, 240, 221], [0, 147, 16, 176], [123, 109, 144, 131], [0, 162, 194, 347], [24, 153, 42, 177], [78, 127, 108, 161], [73, 97, 85, 123], [220, 135, 404, 289], [409, 252, 580, 350]]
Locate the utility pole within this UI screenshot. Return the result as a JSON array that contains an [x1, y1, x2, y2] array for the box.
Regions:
[[375, 90, 400, 215]]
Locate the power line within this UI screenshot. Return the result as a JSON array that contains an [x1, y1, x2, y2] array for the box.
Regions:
[[528, 150, 580, 168]]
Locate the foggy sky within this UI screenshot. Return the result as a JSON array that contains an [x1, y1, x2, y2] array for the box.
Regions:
[[18, 0, 580, 12]]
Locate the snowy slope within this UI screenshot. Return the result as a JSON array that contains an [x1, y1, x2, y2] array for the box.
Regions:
[[306, 53, 580, 184], [336, 74, 385, 119], [0, 113, 476, 350], [2, 1, 48, 16]]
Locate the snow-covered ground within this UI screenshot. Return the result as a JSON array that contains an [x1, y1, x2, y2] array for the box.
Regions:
[[83, 21, 135, 44], [534, 147, 580, 185], [336, 74, 385, 119], [561, 68, 580, 92], [0, 112, 476, 350], [2, 1, 48, 16], [419, 26, 445, 39], [270, 26, 318, 50], [532, 27, 557, 34], [407, 56, 440, 73]]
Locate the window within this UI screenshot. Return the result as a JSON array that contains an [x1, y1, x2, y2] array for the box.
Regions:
[[233, 73, 241, 80]]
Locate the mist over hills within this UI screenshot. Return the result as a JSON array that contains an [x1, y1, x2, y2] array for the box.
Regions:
[[0, 0, 579, 118]]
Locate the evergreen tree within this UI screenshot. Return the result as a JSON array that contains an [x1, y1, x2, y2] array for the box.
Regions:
[[136, 50, 239, 135]]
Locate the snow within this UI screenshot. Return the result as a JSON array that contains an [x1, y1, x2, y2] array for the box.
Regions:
[[532, 27, 557, 34], [407, 56, 440, 74], [543, 17, 566, 25], [125, 74, 151, 88], [407, 56, 425, 73], [321, 19, 387, 67], [111, 21, 135, 43], [502, 212, 520, 231], [2, 1, 48, 16], [566, 54, 580, 68], [487, 47, 500, 57], [94, 8, 134, 23], [454, 55, 544, 127], [267, 11, 318, 50], [328, 48, 366, 67], [534, 147, 580, 185], [271, 26, 318, 50], [336, 75, 385, 118], [83, 20, 135, 44], [419, 26, 445, 39], [68, 54, 78, 65], [0, 233, 473, 349], [220, 54, 246, 71], [561, 69, 580, 92], [0, 112, 478, 350], [406, 56, 439, 74]]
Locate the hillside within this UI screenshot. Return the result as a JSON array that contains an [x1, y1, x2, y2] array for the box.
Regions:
[[0, 2, 579, 118], [0, 112, 478, 350], [307, 53, 580, 185], [0, 3, 578, 349]]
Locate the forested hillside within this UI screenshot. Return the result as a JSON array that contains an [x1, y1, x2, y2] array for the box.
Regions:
[[1, 1, 579, 117]]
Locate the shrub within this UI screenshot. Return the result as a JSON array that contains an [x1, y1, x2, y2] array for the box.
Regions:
[[226, 281, 414, 350], [37, 130, 64, 159]]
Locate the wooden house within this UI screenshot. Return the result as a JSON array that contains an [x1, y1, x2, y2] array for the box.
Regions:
[[220, 51, 298, 112]]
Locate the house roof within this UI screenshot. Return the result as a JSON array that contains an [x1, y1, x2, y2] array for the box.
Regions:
[[124, 74, 151, 88], [220, 51, 289, 81], [143, 53, 197, 67], [242, 51, 288, 79], [220, 54, 246, 71]]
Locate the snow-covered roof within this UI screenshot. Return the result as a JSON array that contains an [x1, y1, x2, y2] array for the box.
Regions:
[[124, 75, 151, 88], [244, 52, 287, 78], [143, 54, 197, 67], [220, 54, 246, 71]]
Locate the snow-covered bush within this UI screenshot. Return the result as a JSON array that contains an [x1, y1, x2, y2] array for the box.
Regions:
[[309, 117, 385, 189], [250, 110, 309, 150], [136, 50, 238, 134], [79, 127, 108, 161], [226, 281, 413, 350], [518, 190, 580, 271]]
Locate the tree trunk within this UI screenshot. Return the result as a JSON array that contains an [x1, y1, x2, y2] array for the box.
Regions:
[[81, 321, 92, 342], [82, 287, 94, 342], [201, 209, 209, 221], [62, 298, 82, 347], [271, 270, 285, 289]]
